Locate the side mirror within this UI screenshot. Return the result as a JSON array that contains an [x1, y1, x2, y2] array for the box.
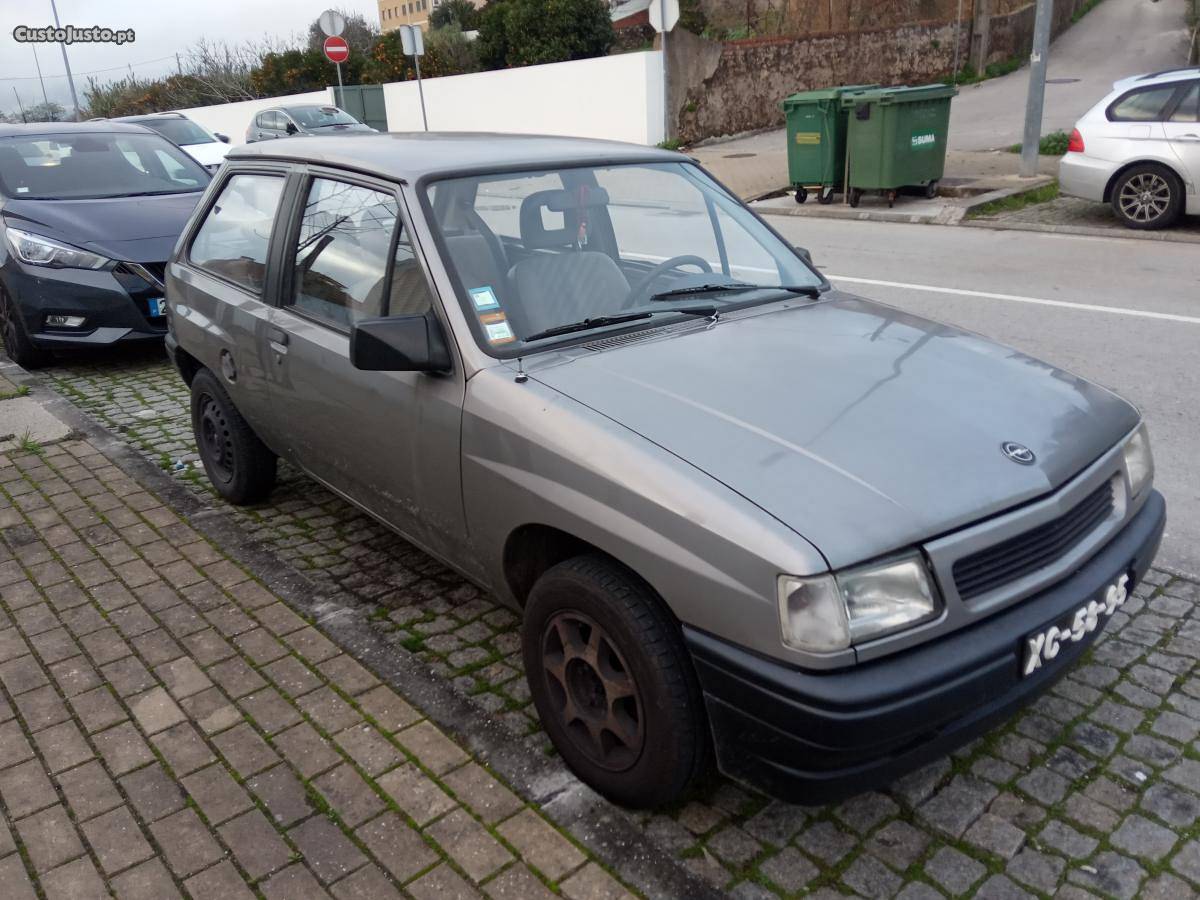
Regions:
[[215, 133, 230, 144], [285, 122, 298, 135], [351, 314, 451, 373], [794, 245, 814, 266]]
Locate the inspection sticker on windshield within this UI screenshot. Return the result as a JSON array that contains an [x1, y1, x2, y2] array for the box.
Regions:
[[469, 286, 500, 311], [480, 311, 515, 345], [1023, 573, 1128, 677]]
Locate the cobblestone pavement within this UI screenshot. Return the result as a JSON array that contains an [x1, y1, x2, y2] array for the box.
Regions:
[[0, 433, 643, 899], [26, 347, 1200, 899], [971, 196, 1200, 240]]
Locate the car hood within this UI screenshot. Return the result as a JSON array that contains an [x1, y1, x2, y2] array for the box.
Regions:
[[532, 295, 1140, 568], [181, 141, 231, 167], [2, 192, 202, 263]]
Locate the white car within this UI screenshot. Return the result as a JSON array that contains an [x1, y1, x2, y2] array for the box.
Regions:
[[115, 113, 232, 172], [1059, 67, 1199, 229]]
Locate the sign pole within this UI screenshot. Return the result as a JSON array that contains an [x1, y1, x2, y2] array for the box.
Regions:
[[1020, 0, 1053, 177], [335, 61, 343, 100], [413, 55, 428, 131], [661, 0, 669, 143]]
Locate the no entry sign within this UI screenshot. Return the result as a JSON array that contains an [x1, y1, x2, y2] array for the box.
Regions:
[[323, 36, 350, 64]]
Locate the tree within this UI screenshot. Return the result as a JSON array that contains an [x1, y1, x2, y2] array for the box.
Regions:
[[19, 101, 67, 123], [251, 48, 366, 96], [477, 0, 613, 69], [306, 9, 379, 56], [430, 0, 480, 30], [425, 24, 482, 75]]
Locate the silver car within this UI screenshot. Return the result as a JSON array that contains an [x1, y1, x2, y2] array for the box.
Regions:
[[165, 134, 1165, 808], [1060, 66, 1200, 229]]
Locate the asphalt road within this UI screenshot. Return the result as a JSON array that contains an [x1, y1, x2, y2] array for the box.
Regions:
[[949, 0, 1192, 151], [765, 213, 1200, 575]]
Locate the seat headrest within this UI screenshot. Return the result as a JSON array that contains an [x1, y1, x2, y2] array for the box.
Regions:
[[519, 187, 611, 250]]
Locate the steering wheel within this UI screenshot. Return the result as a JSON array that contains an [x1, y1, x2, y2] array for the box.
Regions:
[[628, 255, 714, 300]]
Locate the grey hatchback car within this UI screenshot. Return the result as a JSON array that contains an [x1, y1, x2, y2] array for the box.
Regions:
[[164, 133, 1165, 808]]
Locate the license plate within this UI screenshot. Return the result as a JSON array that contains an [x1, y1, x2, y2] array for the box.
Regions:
[[147, 297, 165, 317], [1022, 573, 1129, 677]]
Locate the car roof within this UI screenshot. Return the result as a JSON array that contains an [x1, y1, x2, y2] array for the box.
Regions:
[[0, 121, 160, 138], [114, 113, 186, 122], [1112, 67, 1200, 91], [227, 132, 686, 182]]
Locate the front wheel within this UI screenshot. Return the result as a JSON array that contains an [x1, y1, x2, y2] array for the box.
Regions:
[[1111, 164, 1183, 230], [0, 287, 52, 369], [522, 555, 708, 808], [190, 368, 277, 504]]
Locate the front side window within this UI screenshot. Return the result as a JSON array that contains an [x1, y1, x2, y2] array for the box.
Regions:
[[426, 162, 821, 355], [189, 173, 284, 293], [286, 106, 358, 129], [1109, 85, 1178, 121], [0, 132, 209, 200], [288, 178, 403, 327]]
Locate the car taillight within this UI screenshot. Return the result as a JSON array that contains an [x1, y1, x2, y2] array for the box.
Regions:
[[1067, 129, 1085, 153]]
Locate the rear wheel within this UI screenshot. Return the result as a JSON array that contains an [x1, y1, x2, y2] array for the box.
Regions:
[[0, 286, 52, 369], [190, 368, 277, 504], [522, 555, 708, 808], [1110, 164, 1183, 230]]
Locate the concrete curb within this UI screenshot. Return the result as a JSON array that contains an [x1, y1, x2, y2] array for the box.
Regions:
[[3, 362, 725, 900], [961, 218, 1200, 244]]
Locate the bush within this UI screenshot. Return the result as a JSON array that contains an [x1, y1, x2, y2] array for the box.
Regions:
[[477, 0, 614, 69]]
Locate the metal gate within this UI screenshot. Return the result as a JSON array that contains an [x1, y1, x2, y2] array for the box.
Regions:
[[333, 85, 388, 133]]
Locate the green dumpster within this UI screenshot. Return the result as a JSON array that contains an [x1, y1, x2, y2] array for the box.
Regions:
[[781, 85, 877, 205], [839, 83, 957, 208]]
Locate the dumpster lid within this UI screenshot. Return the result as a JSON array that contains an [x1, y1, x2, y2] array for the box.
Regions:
[[839, 83, 958, 107], [782, 83, 881, 109]]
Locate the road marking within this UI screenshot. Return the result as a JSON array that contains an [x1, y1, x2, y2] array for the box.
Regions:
[[828, 275, 1200, 326]]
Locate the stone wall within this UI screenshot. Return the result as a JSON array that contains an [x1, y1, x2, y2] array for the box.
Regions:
[[699, 0, 978, 35], [674, 20, 969, 142], [976, 0, 1092, 68]]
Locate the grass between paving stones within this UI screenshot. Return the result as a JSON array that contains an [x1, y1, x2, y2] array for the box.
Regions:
[[969, 181, 1061, 218], [0, 383, 30, 400]]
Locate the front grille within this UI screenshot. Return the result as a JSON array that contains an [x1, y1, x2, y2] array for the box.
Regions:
[[115, 261, 167, 290], [953, 479, 1115, 601]]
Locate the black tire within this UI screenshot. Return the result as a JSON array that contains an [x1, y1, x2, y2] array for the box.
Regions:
[[818, 187, 835, 205], [849, 188, 863, 208], [1110, 164, 1183, 230], [0, 286, 52, 369], [190, 367, 277, 504], [924, 179, 940, 200], [794, 187, 808, 204], [522, 555, 708, 808]]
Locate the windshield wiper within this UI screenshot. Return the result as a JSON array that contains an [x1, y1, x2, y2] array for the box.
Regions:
[[524, 305, 718, 343], [650, 282, 823, 301]]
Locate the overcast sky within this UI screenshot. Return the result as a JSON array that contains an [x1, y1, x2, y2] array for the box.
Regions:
[[1, 0, 380, 116]]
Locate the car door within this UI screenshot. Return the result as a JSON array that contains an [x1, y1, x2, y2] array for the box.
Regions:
[[172, 167, 290, 448], [264, 168, 470, 563], [1163, 81, 1200, 210]]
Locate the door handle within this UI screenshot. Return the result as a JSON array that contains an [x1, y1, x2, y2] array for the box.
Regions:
[[1177, 133, 1200, 141], [268, 327, 289, 355]]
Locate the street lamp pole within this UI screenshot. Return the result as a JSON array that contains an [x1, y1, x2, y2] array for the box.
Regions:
[[32, 46, 50, 107], [48, 0, 81, 120], [1020, 0, 1054, 177]]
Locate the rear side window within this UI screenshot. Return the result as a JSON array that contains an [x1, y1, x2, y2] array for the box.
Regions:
[[289, 178, 400, 327], [1108, 85, 1178, 122], [1170, 83, 1199, 122], [189, 173, 284, 293]]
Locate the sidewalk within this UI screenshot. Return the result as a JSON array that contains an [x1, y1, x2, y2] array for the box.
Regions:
[[0, 394, 648, 898]]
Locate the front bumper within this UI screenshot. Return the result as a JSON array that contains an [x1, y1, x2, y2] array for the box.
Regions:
[[687, 489, 1166, 804], [2, 259, 166, 349], [1059, 153, 1113, 203]]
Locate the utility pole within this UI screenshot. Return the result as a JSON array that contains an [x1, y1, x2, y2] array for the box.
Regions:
[[1020, 0, 1053, 177], [176, 53, 182, 75], [660, 0, 669, 143], [951, 0, 964, 83], [32, 46, 49, 106], [49, 0, 81, 121], [13, 87, 27, 123]]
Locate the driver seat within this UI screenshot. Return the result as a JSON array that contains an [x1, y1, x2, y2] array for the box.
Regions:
[[508, 189, 630, 338]]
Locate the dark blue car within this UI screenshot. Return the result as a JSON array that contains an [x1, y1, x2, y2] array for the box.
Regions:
[[0, 121, 210, 367]]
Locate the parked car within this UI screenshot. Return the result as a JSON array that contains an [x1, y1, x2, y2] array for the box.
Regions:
[[114, 112, 232, 171], [244, 104, 375, 142], [0, 122, 210, 368], [1060, 66, 1199, 229], [166, 134, 1165, 807]]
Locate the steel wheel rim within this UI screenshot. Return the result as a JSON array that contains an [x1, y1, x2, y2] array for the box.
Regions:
[[198, 394, 235, 484], [1119, 173, 1170, 222], [541, 610, 644, 772]]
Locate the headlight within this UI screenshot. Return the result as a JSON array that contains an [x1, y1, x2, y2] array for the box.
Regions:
[[1123, 423, 1153, 500], [778, 554, 939, 653], [4, 226, 109, 270]]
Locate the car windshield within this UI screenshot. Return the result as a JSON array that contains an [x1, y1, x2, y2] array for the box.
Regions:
[[286, 106, 358, 128], [425, 162, 822, 353], [0, 132, 209, 200], [136, 117, 215, 146]]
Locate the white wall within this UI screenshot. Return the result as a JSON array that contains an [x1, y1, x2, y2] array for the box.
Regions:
[[169, 52, 665, 147], [173, 89, 334, 145], [383, 51, 665, 145]]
